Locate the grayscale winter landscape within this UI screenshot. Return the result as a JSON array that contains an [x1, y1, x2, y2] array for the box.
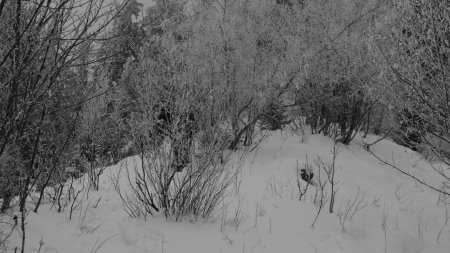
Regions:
[[1, 0, 449, 253]]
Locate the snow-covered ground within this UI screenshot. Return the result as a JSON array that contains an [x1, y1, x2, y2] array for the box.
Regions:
[[9, 131, 450, 252]]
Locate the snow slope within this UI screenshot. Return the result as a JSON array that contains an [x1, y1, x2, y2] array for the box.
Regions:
[[9, 131, 450, 253]]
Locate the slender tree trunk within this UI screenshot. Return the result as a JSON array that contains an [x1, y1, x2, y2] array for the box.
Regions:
[[364, 108, 371, 138], [244, 107, 256, 146], [374, 110, 384, 136], [20, 115, 41, 253]]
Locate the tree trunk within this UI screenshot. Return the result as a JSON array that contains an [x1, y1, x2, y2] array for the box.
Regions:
[[363, 108, 371, 138]]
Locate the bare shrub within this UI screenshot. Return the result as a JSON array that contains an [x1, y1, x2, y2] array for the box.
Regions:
[[296, 156, 329, 227], [296, 138, 340, 215], [381, 205, 388, 253], [317, 138, 341, 213], [296, 159, 313, 201], [436, 204, 449, 243], [337, 187, 368, 233], [267, 176, 291, 199], [157, 142, 239, 220], [310, 165, 328, 228], [45, 171, 84, 213], [0, 147, 21, 213], [288, 116, 307, 140], [0, 213, 17, 252], [118, 128, 243, 221], [69, 176, 88, 220]]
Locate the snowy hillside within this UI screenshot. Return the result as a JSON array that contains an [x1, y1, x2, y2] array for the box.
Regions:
[[10, 131, 450, 253]]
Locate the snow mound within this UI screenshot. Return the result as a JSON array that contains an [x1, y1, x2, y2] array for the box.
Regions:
[[10, 131, 450, 253]]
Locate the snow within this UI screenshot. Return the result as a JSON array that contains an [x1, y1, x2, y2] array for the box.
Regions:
[[7, 131, 450, 253]]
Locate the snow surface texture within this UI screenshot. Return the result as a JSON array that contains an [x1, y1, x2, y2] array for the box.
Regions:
[[7, 131, 450, 253]]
